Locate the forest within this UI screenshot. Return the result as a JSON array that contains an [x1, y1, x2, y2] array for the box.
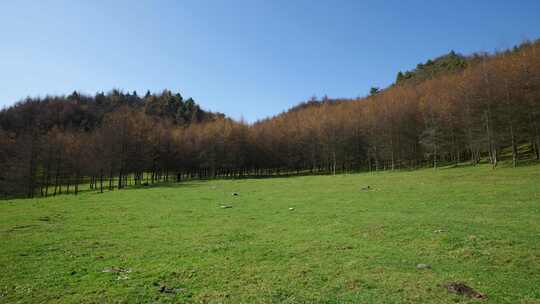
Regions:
[[1, 40, 539, 198]]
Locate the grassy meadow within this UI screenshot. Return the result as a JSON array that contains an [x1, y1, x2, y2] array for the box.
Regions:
[[1, 164, 539, 303]]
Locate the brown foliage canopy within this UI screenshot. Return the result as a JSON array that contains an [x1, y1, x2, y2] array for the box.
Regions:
[[1, 40, 539, 197]]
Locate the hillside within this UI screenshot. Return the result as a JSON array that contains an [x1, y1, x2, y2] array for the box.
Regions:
[[393, 40, 540, 86], [0, 89, 224, 133], [1, 165, 539, 303], [395, 50, 468, 85], [1, 39, 539, 198]]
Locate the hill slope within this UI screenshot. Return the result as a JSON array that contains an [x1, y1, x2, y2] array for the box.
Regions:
[[1, 165, 539, 303], [1, 39, 539, 198], [0, 89, 224, 133]]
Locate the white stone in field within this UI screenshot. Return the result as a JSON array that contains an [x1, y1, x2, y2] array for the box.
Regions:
[[416, 263, 431, 269]]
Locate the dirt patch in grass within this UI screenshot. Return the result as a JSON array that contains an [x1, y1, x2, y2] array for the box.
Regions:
[[442, 282, 487, 299]]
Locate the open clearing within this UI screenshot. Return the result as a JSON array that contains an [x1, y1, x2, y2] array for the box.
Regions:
[[1, 165, 539, 303]]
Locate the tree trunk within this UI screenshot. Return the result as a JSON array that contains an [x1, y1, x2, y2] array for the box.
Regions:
[[510, 123, 518, 167], [109, 168, 113, 190], [433, 142, 438, 169], [118, 166, 123, 190], [332, 150, 336, 176], [482, 59, 497, 169], [100, 169, 104, 193], [75, 172, 79, 195], [53, 155, 61, 196], [484, 110, 497, 168]]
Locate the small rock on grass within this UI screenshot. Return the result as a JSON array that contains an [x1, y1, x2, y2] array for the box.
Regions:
[[220, 205, 233, 209], [289, 207, 295, 211], [416, 263, 431, 269]]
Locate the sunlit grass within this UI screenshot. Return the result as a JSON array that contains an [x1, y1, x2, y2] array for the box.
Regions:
[[1, 164, 539, 303]]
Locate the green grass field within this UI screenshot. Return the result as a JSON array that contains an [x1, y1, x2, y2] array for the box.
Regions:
[[1, 164, 539, 303]]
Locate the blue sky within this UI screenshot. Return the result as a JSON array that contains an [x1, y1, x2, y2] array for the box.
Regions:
[[1, 1, 539, 122]]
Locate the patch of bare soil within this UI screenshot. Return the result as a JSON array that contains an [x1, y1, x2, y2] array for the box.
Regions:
[[442, 282, 487, 299]]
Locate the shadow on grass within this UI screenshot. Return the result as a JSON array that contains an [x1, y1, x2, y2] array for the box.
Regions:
[[83, 180, 208, 195], [4, 158, 538, 201]]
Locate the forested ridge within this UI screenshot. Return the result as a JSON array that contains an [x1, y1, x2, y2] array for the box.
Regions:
[[1, 40, 539, 198]]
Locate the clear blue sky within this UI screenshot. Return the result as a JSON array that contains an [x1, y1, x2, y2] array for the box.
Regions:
[[1, 0, 539, 122]]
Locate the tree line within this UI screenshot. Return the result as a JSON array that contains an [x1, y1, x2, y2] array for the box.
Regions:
[[1, 40, 539, 198]]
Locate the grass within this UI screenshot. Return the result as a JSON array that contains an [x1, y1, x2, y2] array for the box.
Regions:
[[1, 164, 540, 303]]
